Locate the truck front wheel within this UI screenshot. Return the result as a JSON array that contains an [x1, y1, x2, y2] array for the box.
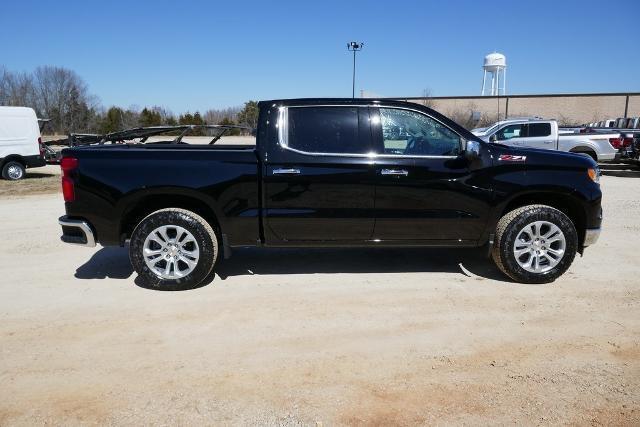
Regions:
[[129, 208, 218, 290], [492, 205, 578, 284]]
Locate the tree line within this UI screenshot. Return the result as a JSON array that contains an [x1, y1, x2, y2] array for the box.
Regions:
[[0, 65, 258, 135]]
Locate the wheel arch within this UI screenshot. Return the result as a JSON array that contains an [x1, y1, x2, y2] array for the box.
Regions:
[[569, 145, 598, 161], [1, 155, 26, 168], [498, 191, 587, 249], [118, 190, 223, 245]]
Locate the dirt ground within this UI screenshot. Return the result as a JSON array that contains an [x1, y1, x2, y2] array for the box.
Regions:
[[0, 167, 639, 425]]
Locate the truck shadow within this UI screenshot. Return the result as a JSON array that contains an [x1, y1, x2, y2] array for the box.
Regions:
[[215, 247, 506, 281], [75, 247, 134, 279], [24, 171, 58, 179], [600, 164, 640, 178], [74, 246, 511, 288]]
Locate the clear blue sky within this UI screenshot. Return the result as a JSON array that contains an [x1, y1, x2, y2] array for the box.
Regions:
[[2, 0, 639, 113]]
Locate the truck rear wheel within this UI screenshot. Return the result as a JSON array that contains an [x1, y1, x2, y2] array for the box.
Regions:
[[129, 208, 218, 290], [2, 161, 25, 180], [492, 205, 578, 284]]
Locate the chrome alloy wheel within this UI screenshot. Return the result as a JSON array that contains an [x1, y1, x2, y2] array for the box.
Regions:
[[7, 165, 23, 179], [143, 225, 200, 279], [513, 221, 566, 273]]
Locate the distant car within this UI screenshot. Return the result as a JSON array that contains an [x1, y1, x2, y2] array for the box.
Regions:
[[583, 118, 640, 163], [473, 118, 619, 162], [471, 117, 541, 137], [0, 107, 47, 180], [615, 117, 630, 129]]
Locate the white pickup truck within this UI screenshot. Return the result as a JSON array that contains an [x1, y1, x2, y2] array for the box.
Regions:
[[472, 119, 619, 162]]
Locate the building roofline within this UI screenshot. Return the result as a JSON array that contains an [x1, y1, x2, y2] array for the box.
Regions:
[[384, 92, 640, 100]]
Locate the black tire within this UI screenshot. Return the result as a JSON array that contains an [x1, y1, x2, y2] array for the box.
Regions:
[[492, 204, 578, 284], [129, 208, 218, 290], [2, 161, 26, 180]]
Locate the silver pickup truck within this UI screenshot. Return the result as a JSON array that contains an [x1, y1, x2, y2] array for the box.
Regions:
[[472, 119, 619, 162]]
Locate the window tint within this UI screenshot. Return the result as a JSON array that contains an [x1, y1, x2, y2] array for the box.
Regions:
[[528, 123, 551, 137], [496, 124, 525, 140], [379, 108, 461, 156], [287, 107, 363, 154]]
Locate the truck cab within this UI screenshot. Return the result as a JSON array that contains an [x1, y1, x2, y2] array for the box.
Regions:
[[476, 118, 618, 162], [479, 119, 557, 149]]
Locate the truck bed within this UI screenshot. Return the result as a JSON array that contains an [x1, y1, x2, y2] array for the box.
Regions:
[[62, 143, 260, 247]]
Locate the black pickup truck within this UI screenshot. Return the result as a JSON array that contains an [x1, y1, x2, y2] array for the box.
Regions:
[[58, 98, 602, 288]]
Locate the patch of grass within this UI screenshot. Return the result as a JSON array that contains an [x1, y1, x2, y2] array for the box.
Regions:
[[0, 171, 61, 197]]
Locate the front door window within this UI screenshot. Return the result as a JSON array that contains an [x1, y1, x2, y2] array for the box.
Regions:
[[379, 108, 461, 156], [496, 124, 525, 140]]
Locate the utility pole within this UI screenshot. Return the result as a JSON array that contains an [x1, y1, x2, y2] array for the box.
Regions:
[[347, 41, 364, 98]]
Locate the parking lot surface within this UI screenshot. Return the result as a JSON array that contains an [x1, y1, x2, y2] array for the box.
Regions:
[[0, 172, 638, 425]]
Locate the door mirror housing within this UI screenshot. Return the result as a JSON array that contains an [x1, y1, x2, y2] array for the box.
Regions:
[[489, 134, 497, 143], [464, 140, 481, 161]]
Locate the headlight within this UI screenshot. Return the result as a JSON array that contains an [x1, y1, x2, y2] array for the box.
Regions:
[[588, 167, 600, 184]]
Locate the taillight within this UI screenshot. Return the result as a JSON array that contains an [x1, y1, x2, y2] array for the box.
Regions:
[[623, 137, 633, 147], [609, 137, 623, 149], [38, 137, 45, 158], [60, 157, 78, 202]]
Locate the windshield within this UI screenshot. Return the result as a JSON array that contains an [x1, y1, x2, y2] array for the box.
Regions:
[[483, 121, 505, 135]]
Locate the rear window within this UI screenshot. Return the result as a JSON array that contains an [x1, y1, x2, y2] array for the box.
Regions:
[[287, 107, 363, 154], [528, 123, 551, 137]]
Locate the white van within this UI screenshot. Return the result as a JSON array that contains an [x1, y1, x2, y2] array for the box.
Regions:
[[0, 106, 46, 180]]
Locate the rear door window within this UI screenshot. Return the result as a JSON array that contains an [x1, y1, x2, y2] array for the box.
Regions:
[[527, 123, 551, 137], [286, 107, 364, 154]]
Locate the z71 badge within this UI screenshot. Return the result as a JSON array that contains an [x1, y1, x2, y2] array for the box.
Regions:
[[498, 154, 527, 162]]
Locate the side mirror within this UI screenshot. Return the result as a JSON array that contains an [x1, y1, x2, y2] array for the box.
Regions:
[[489, 134, 497, 143], [464, 140, 481, 161]]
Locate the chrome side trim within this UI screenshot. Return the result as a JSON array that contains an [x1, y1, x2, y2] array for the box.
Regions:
[[583, 227, 601, 247], [59, 217, 96, 247], [276, 104, 461, 159]]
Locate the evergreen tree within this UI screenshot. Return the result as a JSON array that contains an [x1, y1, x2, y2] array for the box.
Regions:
[[100, 107, 124, 133], [237, 101, 259, 129], [178, 112, 194, 125], [219, 117, 240, 136], [140, 107, 162, 127]]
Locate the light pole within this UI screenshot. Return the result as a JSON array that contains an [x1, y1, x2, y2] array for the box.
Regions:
[[347, 41, 363, 98]]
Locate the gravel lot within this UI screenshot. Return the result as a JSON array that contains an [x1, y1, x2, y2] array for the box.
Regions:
[[0, 168, 638, 425]]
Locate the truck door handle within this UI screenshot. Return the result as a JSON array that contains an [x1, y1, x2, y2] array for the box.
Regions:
[[380, 169, 409, 176], [272, 168, 301, 175]]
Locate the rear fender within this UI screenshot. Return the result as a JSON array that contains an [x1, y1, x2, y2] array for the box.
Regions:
[[116, 186, 225, 241]]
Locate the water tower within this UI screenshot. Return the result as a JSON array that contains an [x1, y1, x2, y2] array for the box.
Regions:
[[481, 53, 506, 96]]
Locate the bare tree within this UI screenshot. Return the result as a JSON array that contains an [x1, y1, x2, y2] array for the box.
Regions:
[[420, 88, 435, 108], [150, 106, 176, 125], [445, 102, 496, 130], [0, 68, 37, 107], [204, 107, 241, 124], [32, 66, 95, 133]]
